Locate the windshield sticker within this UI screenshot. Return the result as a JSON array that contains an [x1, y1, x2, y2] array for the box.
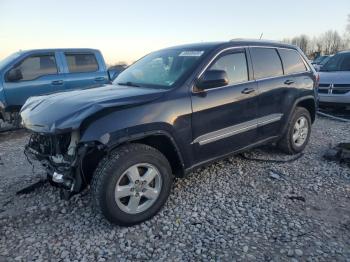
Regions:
[[179, 51, 204, 57]]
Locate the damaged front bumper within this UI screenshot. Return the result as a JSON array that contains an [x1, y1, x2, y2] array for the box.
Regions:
[[24, 130, 92, 196]]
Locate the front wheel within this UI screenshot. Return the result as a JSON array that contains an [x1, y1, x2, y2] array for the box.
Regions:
[[278, 107, 312, 154], [91, 143, 173, 226]]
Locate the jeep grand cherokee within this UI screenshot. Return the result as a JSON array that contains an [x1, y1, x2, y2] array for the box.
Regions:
[[21, 40, 317, 226]]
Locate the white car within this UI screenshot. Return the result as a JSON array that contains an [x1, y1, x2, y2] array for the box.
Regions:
[[313, 55, 333, 71], [318, 51, 350, 108]]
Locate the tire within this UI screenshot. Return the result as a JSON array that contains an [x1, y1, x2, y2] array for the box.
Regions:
[[91, 143, 173, 226], [278, 107, 312, 154]]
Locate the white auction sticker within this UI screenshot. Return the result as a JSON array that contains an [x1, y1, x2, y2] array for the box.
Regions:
[[179, 51, 204, 57]]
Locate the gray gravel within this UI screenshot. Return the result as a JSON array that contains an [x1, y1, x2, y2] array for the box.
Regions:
[[0, 116, 349, 261]]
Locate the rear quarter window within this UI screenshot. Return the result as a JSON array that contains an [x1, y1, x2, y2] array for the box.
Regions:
[[65, 53, 99, 73], [250, 47, 283, 79], [278, 49, 307, 74]]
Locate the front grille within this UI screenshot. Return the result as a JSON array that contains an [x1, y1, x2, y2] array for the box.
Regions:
[[28, 133, 71, 156], [318, 83, 350, 95], [334, 84, 350, 88], [333, 89, 350, 94], [319, 84, 330, 87]]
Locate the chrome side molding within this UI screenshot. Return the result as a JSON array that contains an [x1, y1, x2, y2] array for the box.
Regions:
[[193, 113, 283, 145]]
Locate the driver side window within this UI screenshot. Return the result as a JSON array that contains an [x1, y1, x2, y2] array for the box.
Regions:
[[8, 54, 57, 82], [209, 52, 248, 85]]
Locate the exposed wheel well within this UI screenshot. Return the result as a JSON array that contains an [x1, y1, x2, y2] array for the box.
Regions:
[[296, 99, 316, 123], [80, 134, 184, 188], [130, 135, 184, 177]]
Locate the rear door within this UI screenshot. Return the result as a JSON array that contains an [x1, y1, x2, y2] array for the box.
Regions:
[[60, 52, 108, 90], [3, 52, 64, 107], [277, 48, 314, 102], [249, 47, 293, 139], [191, 48, 259, 162]]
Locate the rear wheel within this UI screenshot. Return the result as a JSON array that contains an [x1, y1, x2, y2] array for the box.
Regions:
[[278, 107, 311, 154], [91, 143, 173, 226]]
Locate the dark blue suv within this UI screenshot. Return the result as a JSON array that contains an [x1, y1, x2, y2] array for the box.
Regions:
[[22, 40, 317, 226]]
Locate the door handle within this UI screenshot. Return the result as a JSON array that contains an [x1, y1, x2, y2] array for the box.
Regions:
[[241, 87, 255, 94], [51, 80, 63, 85], [94, 77, 106, 82], [284, 79, 295, 85]]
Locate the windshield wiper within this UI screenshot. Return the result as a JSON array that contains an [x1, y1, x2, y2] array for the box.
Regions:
[[117, 82, 141, 87]]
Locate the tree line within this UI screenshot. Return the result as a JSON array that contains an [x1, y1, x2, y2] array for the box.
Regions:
[[283, 14, 350, 58]]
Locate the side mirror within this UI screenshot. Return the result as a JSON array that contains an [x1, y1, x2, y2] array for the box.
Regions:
[[6, 68, 23, 82], [108, 69, 120, 81], [196, 70, 229, 90]]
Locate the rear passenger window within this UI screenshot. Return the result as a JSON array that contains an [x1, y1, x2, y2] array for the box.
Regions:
[[65, 53, 98, 73], [209, 52, 248, 85], [11, 55, 57, 81], [278, 49, 307, 74], [250, 48, 283, 79]]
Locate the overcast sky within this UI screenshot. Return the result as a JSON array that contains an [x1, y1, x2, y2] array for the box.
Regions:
[[0, 0, 349, 64]]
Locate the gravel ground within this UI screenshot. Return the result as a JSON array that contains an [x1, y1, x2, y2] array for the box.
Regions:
[[0, 116, 349, 261]]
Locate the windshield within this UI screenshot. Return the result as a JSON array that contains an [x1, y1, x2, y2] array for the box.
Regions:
[[321, 53, 350, 72], [0, 52, 21, 70], [313, 56, 327, 64], [320, 56, 332, 65], [113, 49, 207, 88]]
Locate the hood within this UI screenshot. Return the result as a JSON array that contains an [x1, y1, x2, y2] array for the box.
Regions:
[[319, 71, 350, 84], [20, 84, 166, 133]]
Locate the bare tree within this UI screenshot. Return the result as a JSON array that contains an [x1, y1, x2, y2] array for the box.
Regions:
[[315, 39, 323, 53], [309, 36, 323, 53], [322, 30, 342, 54], [299, 35, 309, 53], [345, 14, 350, 48], [282, 15, 350, 57], [284, 35, 310, 54]]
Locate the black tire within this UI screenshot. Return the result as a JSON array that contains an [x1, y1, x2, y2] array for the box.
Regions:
[[278, 107, 312, 154], [91, 143, 173, 226]]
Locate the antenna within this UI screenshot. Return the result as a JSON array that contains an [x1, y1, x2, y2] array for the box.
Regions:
[[259, 33, 263, 40]]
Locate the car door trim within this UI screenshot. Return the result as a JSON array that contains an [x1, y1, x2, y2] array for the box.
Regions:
[[192, 113, 283, 145]]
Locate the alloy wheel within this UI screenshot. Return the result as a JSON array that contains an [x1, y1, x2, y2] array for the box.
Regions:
[[292, 116, 309, 147], [114, 163, 162, 214]]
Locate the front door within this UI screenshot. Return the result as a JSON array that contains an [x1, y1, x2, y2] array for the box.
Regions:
[[191, 49, 258, 163], [3, 52, 64, 108]]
